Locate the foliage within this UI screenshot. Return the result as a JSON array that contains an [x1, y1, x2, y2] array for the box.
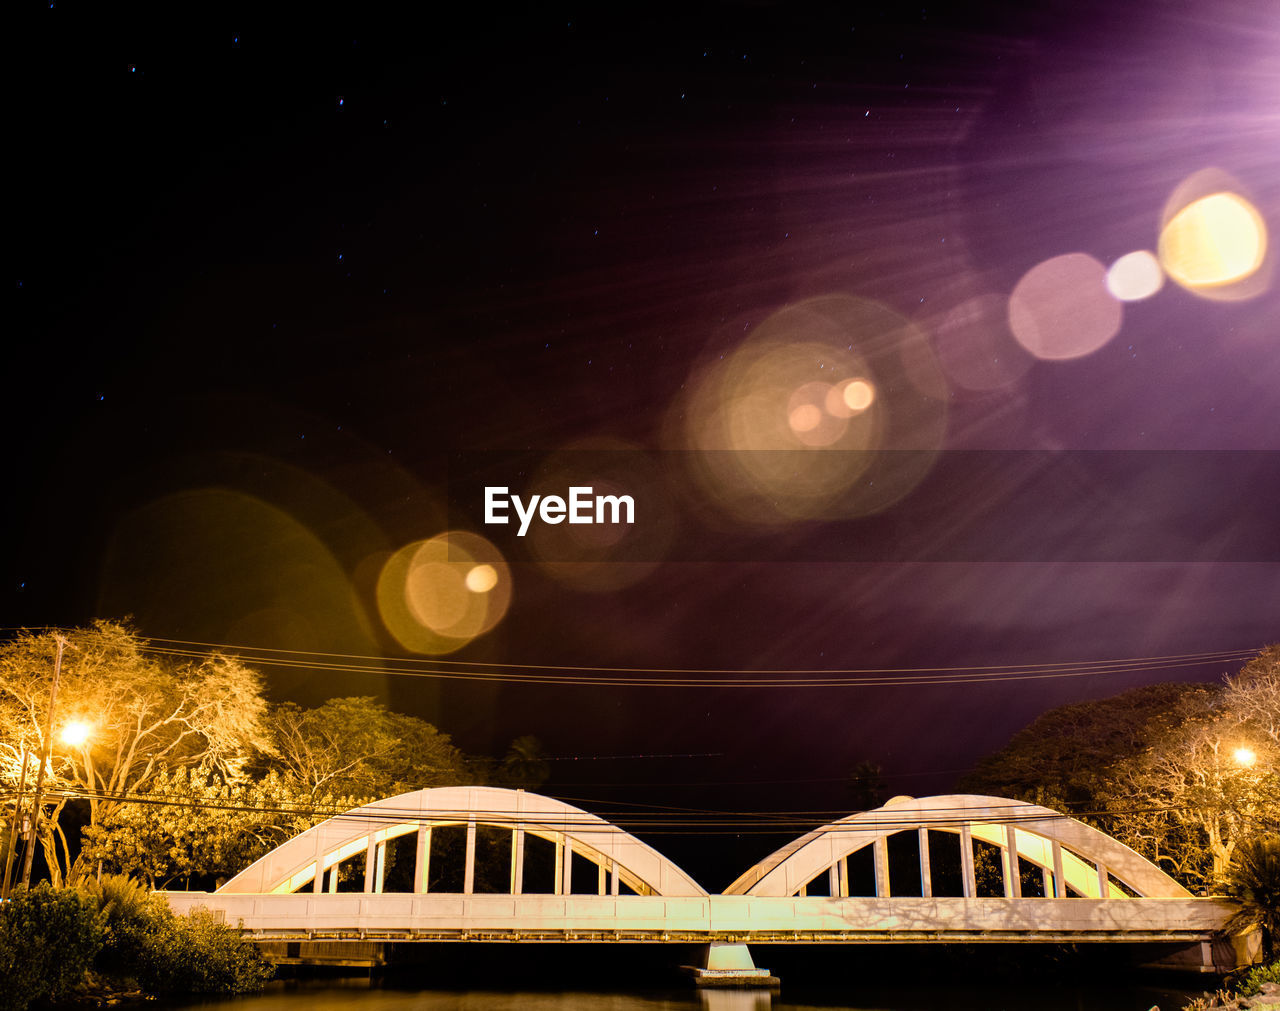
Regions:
[[267, 695, 467, 799], [499, 734, 551, 789], [0, 882, 105, 1011], [78, 874, 273, 994], [128, 906, 275, 995], [79, 767, 363, 888], [847, 759, 888, 811], [1235, 958, 1280, 997], [1227, 835, 1280, 960], [1, 623, 534, 891], [960, 681, 1220, 815], [0, 621, 272, 884], [961, 675, 1280, 889]]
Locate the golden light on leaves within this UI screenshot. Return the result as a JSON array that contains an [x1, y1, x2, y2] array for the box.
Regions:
[[377, 531, 511, 654]]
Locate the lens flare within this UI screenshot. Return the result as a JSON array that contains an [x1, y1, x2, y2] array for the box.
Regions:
[[675, 296, 948, 523], [524, 440, 672, 593], [827, 378, 875, 415], [1009, 253, 1122, 360], [1159, 192, 1267, 291], [1105, 250, 1164, 302], [377, 531, 511, 654], [1156, 169, 1270, 301], [465, 564, 498, 593], [934, 293, 1032, 392], [787, 382, 846, 446]]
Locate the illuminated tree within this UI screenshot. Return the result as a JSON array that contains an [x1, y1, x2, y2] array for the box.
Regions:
[[963, 651, 1280, 890], [1108, 707, 1279, 886], [266, 696, 467, 800], [78, 766, 361, 889], [0, 622, 272, 885], [1224, 645, 1280, 746]]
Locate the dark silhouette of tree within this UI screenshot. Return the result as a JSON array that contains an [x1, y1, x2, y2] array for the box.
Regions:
[[1227, 834, 1280, 961], [847, 759, 888, 811]]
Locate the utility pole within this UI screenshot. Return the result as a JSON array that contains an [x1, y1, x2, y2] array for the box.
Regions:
[[1, 742, 31, 898], [19, 633, 68, 890]]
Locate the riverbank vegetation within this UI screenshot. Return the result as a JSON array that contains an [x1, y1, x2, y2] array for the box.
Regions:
[[0, 876, 272, 1010]]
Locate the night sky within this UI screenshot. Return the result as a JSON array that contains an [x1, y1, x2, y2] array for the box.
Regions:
[[7, 4, 1279, 885]]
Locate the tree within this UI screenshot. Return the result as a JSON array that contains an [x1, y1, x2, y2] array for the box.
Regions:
[[0, 883, 104, 1011], [960, 682, 1220, 817], [962, 657, 1280, 891], [1108, 706, 1279, 885], [1226, 834, 1280, 961], [0, 622, 272, 884], [78, 766, 363, 889], [266, 696, 467, 800], [847, 759, 888, 811], [1224, 645, 1280, 747], [498, 735, 551, 789]]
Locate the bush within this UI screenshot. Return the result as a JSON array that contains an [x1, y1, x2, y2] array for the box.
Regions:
[[79, 875, 273, 995], [1236, 958, 1280, 997], [79, 873, 159, 980], [141, 907, 274, 994], [0, 883, 106, 1011]]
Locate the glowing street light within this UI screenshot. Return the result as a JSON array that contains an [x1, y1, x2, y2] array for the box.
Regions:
[[1234, 747, 1258, 769], [60, 721, 92, 748]]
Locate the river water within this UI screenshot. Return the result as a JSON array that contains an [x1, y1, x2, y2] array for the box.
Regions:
[[153, 971, 1205, 1011]]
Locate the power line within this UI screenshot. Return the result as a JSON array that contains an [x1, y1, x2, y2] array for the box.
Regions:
[[0, 784, 1221, 837], [140, 635, 1257, 676], [131, 643, 1258, 689], [2, 627, 1258, 688]]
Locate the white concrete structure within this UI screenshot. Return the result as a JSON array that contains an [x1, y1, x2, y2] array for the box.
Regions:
[[218, 785, 705, 899], [725, 794, 1191, 900], [158, 788, 1250, 971]]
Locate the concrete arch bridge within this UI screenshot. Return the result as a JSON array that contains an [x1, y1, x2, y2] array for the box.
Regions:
[[161, 787, 1252, 977]]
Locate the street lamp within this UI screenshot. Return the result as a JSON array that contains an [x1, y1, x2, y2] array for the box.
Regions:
[[60, 721, 92, 748], [1235, 747, 1259, 769]]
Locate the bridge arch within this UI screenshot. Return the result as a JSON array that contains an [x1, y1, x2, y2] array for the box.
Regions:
[[724, 794, 1190, 900], [219, 785, 706, 898]]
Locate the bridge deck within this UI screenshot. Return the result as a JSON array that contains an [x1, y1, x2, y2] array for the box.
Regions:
[[161, 892, 1235, 945]]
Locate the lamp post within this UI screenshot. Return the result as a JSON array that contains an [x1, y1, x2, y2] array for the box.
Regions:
[[19, 634, 68, 890]]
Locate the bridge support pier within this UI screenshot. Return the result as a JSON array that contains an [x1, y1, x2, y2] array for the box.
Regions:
[[686, 943, 779, 988]]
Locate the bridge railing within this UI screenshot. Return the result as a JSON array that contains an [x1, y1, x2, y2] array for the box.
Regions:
[[160, 890, 1237, 943]]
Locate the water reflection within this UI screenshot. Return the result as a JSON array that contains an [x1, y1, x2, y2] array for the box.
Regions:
[[699, 990, 775, 1011], [155, 976, 1200, 1011]]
